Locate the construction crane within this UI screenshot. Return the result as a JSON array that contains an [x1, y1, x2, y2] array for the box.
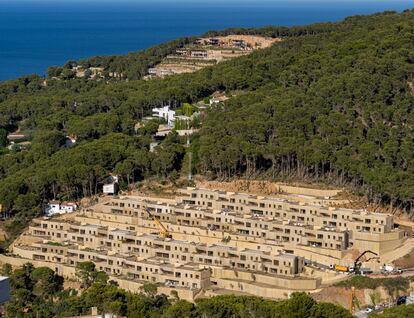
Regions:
[[353, 250, 378, 274], [145, 208, 172, 238]]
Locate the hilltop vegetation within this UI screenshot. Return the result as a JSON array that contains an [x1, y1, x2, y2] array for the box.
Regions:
[[1, 9, 414, 243]]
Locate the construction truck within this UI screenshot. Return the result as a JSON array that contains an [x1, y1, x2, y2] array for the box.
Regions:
[[145, 208, 172, 238], [334, 265, 350, 272]]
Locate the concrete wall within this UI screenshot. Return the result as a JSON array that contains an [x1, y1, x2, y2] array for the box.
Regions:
[[212, 268, 320, 290], [0, 254, 77, 278], [215, 279, 293, 299], [353, 231, 404, 254], [114, 278, 197, 300]]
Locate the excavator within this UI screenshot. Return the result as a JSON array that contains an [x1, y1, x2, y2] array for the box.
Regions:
[[145, 208, 172, 238], [353, 250, 378, 275], [334, 250, 379, 274]]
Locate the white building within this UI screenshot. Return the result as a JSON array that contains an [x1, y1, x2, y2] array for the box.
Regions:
[[103, 183, 119, 195], [0, 276, 10, 305], [44, 201, 78, 216], [103, 175, 119, 195], [152, 105, 176, 126]]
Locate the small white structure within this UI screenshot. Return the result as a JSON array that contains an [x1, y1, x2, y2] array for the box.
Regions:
[[152, 105, 176, 126], [103, 183, 119, 195], [65, 135, 77, 147], [7, 141, 15, 150], [103, 175, 119, 195], [0, 276, 10, 304], [44, 201, 78, 216], [107, 175, 119, 184]]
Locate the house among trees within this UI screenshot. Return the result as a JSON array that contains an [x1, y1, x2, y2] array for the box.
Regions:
[[6, 133, 26, 142], [152, 105, 176, 126], [44, 201, 78, 216], [210, 91, 230, 105], [155, 124, 173, 138]]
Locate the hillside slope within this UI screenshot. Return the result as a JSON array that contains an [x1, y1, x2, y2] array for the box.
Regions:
[[1, 9, 414, 243], [198, 10, 414, 208]]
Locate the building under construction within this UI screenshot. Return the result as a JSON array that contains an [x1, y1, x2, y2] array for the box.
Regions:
[[6, 187, 406, 300]]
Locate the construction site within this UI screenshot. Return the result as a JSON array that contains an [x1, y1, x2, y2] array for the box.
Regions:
[[145, 35, 280, 78], [2, 185, 413, 302]]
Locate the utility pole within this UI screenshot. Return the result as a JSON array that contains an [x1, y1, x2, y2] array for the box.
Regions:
[[186, 120, 192, 181], [188, 151, 192, 181]]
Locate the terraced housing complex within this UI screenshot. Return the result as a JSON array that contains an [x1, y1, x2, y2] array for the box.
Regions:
[[7, 187, 405, 300]]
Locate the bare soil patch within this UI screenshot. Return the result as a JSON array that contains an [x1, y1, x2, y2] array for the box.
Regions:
[[394, 248, 414, 269]]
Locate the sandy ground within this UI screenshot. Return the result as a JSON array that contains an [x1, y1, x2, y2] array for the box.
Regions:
[[215, 35, 281, 48], [312, 286, 358, 309], [195, 178, 342, 197], [149, 35, 281, 78], [394, 247, 414, 269]]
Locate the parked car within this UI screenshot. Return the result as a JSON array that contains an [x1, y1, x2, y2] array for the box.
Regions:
[[397, 296, 407, 305]]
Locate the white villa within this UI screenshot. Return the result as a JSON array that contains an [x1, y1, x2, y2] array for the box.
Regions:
[[152, 105, 176, 126]]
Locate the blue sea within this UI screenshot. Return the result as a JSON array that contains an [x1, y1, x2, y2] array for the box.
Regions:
[[0, 0, 413, 80]]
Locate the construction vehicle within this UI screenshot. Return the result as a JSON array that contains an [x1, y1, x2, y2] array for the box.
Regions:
[[333, 250, 379, 275], [145, 208, 172, 238], [334, 265, 350, 272], [381, 264, 402, 274], [353, 250, 378, 275], [382, 264, 395, 273]]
